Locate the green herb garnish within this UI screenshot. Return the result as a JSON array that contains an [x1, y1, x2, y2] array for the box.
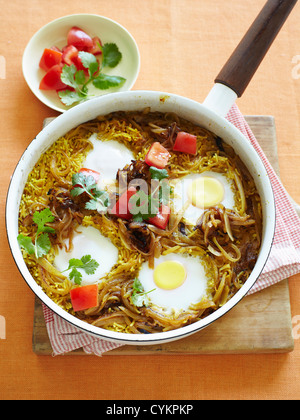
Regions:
[[17, 208, 55, 259], [62, 255, 99, 285], [131, 278, 155, 307], [71, 172, 110, 213], [149, 166, 169, 181], [129, 189, 160, 223], [58, 44, 126, 106], [129, 167, 171, 222]]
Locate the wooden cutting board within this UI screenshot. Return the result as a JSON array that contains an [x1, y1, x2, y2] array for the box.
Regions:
[[32, 115, 294, 355]]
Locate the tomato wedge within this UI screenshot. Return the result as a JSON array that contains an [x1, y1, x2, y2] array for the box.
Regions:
[[70, 284, 99, 312], [148, 205, 170, 230], [173, 131, 197, 155], [39, 48, 63, 72], [39, 64, 68, 91], [145, 142, 171, 169], [78, 168, 100, 183], [67, 26, 93, 50], [86, 36, 102, 55], [62, 44, 87, 72], [110, 187, 137, 219]]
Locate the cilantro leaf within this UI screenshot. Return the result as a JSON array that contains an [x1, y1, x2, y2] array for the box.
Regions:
[[74, 70, 86, 85], [69, 267, 83, 285], [71, 172, 110, 213], [18, 209, 55, 259], [32, 208, 55, 235], [149, 166, 169, 181], [85, 196, 109, 213], [66, 258, 85, 270], [60, 64, 79, 89], [62, 255, 100, 285], [92, 74, 126, 90], [80, 255, 99, 275], [35, 233, 52, 259], [131, 278, 155, 307], [58, 44, 125, 107], [78, 51, 99, 77], [102, 43, 122, 68], [58, 90, 87, 107], [17, 234, 35, 255]]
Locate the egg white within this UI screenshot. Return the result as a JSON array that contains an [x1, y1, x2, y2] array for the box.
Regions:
[[138, 253, 210, 313], [53, 225, 119, 285], [82, 133, 134, 189], [171, 171, 236, 226]]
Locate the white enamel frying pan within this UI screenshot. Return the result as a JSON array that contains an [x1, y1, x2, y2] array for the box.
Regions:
[[6, 0, 298, 345]]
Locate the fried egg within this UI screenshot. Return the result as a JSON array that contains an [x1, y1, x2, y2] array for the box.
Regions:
[[82, 133, 134, 189], [138, 253, 210, 313], [53, 225, 118, 285], [171, 171, 236, 225]]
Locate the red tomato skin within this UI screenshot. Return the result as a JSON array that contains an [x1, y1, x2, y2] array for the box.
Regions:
[[144, 142, 171, 169], [67, 26, 93, 50], [86, 37, 103, 55], [39, 48, 63, 71], [39, 65, 68, 91], [110, 187, 137, 219], [78, 168, 100, 183], [173, 132, 197, 155], [62, 45, 79, 66], [62, 45, 88, 74], [70, 284, 99, 312], [148, 205, 170, 230]]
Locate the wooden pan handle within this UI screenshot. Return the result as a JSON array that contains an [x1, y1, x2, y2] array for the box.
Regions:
[[215, 0, 298, 97]]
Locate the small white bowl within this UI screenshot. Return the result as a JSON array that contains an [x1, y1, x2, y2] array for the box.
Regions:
[[22, 14, 140, 113]]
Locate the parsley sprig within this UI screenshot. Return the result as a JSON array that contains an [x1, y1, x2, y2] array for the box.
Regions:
[[62, 255, 99, 285], [131, 278, 155, 307], [17, 208, 55, 259], [71, 172, 110, 213], [59, 43, 126, 106]]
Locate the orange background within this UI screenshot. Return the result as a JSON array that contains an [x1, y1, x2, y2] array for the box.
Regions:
[[1, 0, 300, 400]]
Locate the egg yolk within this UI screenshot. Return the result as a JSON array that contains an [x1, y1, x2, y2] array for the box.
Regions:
[[153, 261, 186, 290], [188, 176, 224, 208]]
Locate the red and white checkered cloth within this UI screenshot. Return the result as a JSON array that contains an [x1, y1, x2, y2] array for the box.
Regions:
[[42, 104, 300, 356]]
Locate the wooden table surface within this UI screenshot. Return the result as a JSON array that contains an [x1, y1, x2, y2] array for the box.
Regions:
[[1, 0, 300, 400]]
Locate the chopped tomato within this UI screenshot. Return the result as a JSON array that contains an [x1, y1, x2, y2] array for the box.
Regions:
[[79, 168, 100, 183], [110, 187, 137, 220], [70, 284, 99, 312], [86, 36, 102, 55], [39, 64, 68, 91], [173, 131, 197, 155], [62, 44, 87, 72], [67, 26, 93, 50], [145, 142, 171, 169], [148, 205, 170, 230], [39, 48, 63, 72], [62, 45, 79, 66]]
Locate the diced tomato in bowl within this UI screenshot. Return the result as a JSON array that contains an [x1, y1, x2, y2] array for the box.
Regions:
[[67, 26, 93, 50], [39, 48, 63, 72], [39, 64, 68, 91], [86, 37, 103, 55]]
